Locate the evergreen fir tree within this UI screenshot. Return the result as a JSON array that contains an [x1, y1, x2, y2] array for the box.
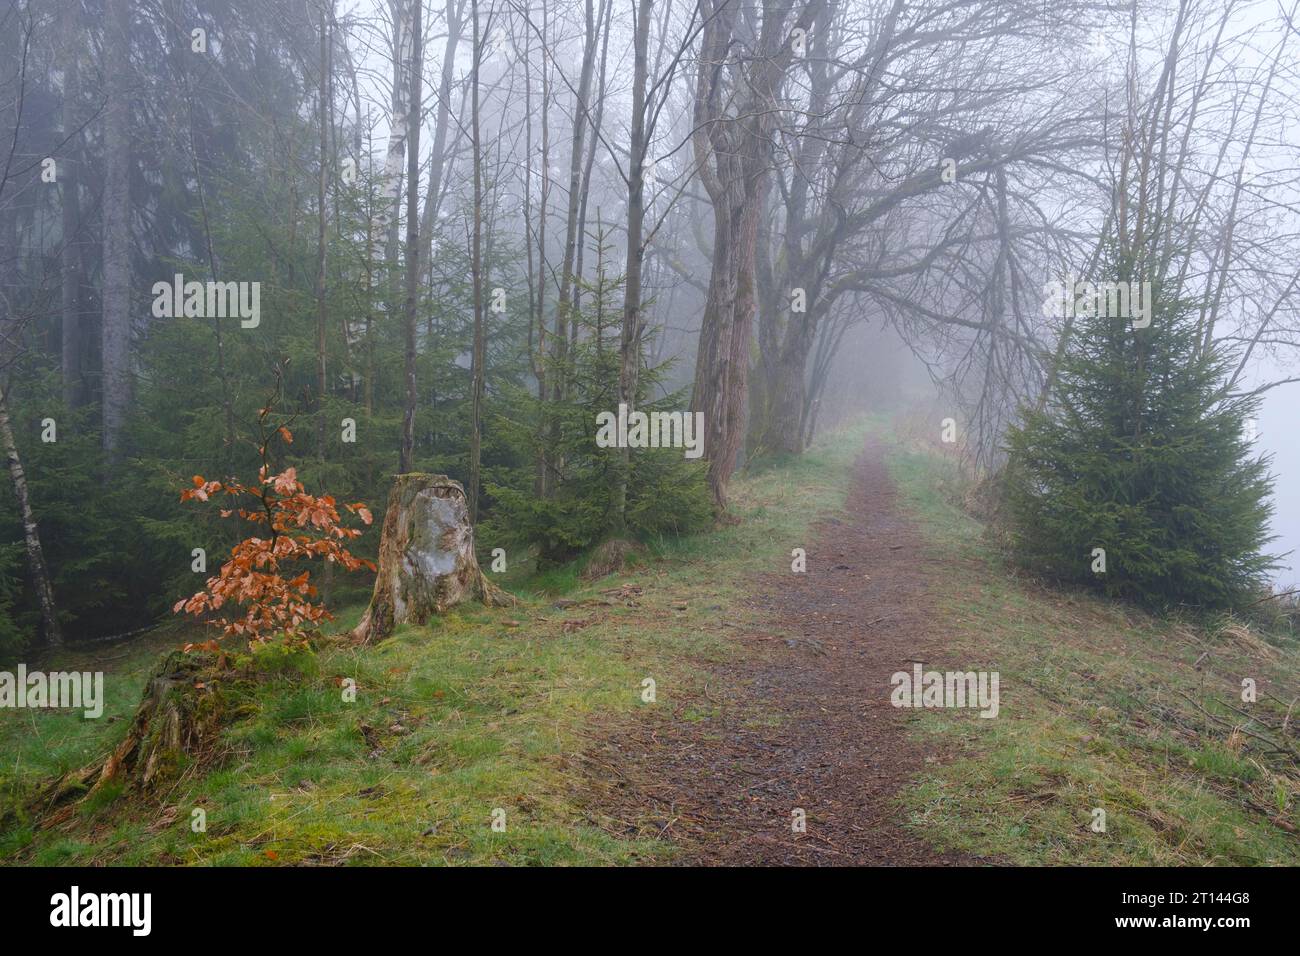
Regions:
[[1004, 249, 1276, 609]]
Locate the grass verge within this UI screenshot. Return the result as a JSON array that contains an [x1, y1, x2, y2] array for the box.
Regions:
[[885, 428, 1300, 865]]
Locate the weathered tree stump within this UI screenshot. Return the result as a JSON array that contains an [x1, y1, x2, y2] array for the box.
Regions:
[[32, 650, 231, 819], [350, 474, 513, 644], [95, 652, 227, 791]]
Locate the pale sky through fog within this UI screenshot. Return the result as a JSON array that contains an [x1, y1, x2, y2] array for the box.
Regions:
[[345, 0, 1300, 591], [1201, 0, 1300, 591], [1256, 381, 1299, 588]]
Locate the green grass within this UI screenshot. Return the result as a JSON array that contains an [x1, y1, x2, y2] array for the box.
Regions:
[[0, 419, 870, 866], [8, 416, 1292, 866], [884, 431, 1300, 865], [8, 417, 1296, 866]]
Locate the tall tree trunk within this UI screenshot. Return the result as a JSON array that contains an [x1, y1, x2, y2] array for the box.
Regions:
[[550, 0, 600, 404], [364, 131, 376, 417], [689, 0, 821, 510], [745, 0, 873, 459], [399, 0, 424, 473], [60, 0, 84, 411], [100, 0, 132, 460], [378, 0, 414, 273], [571, 0, 612, 322], [766, 273, 831, 455], [417, 0, 463, 286], [316, 1, 333, 457], [690, 182, 766, 511], [746, 211, 780, 456], [168, 0, 237, 470], [466, 0, 485, 520], [522, 25, 545, 498], [614, 0, 652, 529], [534, 4, 553, 497], [0, 387, 61, 648], [339, 42, 369, 366]]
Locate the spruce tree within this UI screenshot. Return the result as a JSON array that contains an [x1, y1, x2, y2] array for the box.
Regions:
[[485, 231, 712, 565], [1004, 250, 1275, 609]]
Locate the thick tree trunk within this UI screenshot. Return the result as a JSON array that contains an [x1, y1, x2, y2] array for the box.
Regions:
[[350, 474, 512, 644], [100, 0, 132, 459], [689, 0, 822, 511], [768, 343, 808, 454], [0, 389, 62, 648], [757, 269, 824, 457], [690, 181, 766, 511]]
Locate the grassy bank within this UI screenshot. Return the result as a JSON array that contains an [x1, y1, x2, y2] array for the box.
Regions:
[[0, 421, 869, 866], [885, 428, 1300, 865]]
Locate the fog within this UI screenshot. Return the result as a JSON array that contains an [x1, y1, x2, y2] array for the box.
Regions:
[[3, 0, 1299, 651]]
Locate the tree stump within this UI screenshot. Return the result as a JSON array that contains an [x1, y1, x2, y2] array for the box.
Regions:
[[350, 474, 513, 644], [29, 650, 231, 820]]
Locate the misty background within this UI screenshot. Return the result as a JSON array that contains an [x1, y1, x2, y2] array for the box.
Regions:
[[2, 0, 1299, 652]]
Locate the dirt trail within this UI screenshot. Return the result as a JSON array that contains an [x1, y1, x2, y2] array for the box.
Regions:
[[586, 436, 976, 865]]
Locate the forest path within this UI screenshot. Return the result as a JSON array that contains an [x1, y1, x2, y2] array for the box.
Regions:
[[587, 435, 976, 864]]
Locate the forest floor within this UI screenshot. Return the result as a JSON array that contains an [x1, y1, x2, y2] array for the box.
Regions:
[[2, 416, 1298, 865], [581, 438, 978, 864]]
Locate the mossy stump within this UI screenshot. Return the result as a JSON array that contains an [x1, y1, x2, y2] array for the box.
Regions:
[[350, 474, 514, 644], [34, 650, 230, 818]]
